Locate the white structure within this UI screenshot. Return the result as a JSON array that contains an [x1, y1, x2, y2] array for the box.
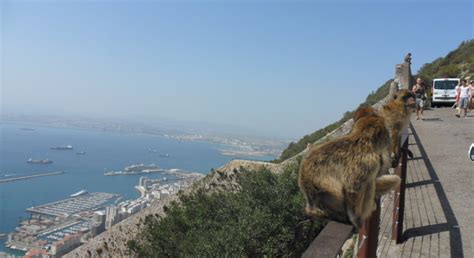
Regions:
[[139, 176, 149, 189], [105, 206, 119, 229]]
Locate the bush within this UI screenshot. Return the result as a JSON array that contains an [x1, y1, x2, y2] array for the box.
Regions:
[[130, 165, 325, 257]]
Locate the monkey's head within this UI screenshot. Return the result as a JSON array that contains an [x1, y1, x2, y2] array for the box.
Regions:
[[353, 106, 377, 122], [393, 89, 416, 110]]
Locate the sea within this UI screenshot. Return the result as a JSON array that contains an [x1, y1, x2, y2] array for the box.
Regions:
[[0, 123, 275, 255]]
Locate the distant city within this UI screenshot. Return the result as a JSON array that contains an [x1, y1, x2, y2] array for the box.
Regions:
[[1, 114, 288, 158]]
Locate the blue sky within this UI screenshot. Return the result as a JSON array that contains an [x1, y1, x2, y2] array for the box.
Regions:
[[1, 0, 472, 138]]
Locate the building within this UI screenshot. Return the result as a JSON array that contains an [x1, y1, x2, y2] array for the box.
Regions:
[[139, 176, 149, 189], [23, 249, 50, 258], [91, 211, 106, 236], [105, 206, 119, 229], [50, 233, 81, 257]]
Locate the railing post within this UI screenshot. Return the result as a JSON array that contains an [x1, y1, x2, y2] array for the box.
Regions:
[[391, 135, 409, 243], [357, 197, 381, 258]]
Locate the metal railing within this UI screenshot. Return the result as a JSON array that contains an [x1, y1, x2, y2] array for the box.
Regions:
[[303, 130, 410, 257]]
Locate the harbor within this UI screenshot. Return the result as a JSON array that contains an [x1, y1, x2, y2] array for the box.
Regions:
[[5, 191, 119, 256], [0, 123, 237, 257], [3, 171, 203, 257]]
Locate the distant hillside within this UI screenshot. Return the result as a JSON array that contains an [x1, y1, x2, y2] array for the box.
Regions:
[[417, 39, 474, 83], [275, 39, 474, 163], [273, 79, 392, 163]]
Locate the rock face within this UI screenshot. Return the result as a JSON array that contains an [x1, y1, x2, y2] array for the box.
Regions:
[[65, 95, 393, 258]]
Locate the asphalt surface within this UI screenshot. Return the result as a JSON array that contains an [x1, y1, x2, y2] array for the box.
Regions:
[[410, 106, 474, 256]]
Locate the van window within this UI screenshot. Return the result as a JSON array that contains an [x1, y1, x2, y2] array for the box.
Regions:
[[434, 80, 458, 90]]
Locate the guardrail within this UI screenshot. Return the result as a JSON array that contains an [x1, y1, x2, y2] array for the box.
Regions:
[[303, 130, 410, 257]]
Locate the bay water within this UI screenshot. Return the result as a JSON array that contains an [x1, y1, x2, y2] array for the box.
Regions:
[[0, 123, 274, 255]]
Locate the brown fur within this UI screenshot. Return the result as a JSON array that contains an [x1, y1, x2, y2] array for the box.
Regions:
[[380, 89, 416, 167], [298, 106, 399, 228]]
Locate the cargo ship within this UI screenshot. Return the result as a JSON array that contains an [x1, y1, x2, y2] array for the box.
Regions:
[[27, 158, 53, 164], [51, 145, 73, 150]]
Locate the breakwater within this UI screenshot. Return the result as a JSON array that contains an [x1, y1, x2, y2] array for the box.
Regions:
[[0, 171, 65, 183]]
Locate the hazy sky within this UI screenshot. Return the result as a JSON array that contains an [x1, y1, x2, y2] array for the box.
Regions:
[[1, 0, 472, 138]]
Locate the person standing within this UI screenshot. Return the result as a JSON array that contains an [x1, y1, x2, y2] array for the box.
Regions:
[[469, 80, 474, 112], [452, 82, 460, 109], [412, 78, 426, 120], [455, 79, 472, 118]]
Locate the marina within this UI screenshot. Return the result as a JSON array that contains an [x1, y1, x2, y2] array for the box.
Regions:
[[27, 192, 117, 218]]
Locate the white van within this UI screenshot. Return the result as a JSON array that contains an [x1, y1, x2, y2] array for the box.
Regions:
[[431, 78, 460, 107]]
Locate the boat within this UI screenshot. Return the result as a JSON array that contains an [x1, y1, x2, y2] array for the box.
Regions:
[[27, 158, 53, 164], [76, 151, 86, 155], [158, 153, 170, 158], [70, 189, 88, 197], [104, 171, 124, 176], [51, 145, 73, 150]]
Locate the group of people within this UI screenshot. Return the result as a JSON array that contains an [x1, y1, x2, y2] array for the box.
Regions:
[[411, 77, 474, 120]]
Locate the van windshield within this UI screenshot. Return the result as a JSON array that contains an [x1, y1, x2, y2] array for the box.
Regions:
[[434, 80, 458, 90]]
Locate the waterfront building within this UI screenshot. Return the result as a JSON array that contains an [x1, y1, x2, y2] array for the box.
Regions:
[[105, 206, 119, 229], [139, 176, 149, 189]]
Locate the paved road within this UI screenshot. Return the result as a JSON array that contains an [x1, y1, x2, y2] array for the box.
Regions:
[[410, 107, 473, 256]]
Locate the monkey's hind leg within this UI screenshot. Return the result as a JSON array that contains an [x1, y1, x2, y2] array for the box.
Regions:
[[375, 175, 401, 197]]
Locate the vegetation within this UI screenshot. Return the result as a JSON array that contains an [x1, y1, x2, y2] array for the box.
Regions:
[[416, 40, 474, 105], [417, 40, 474, 85], [128, 164, 325, 257]]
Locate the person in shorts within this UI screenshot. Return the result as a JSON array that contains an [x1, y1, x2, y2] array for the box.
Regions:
[[455, 79, 472, 118], [412, 78, 426, 120]]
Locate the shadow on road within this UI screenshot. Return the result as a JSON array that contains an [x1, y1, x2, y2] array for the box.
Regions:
[[403, 124, 464, 258]]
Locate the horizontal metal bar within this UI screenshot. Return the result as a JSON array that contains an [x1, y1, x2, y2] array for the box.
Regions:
[[302, 221, 354, 258]]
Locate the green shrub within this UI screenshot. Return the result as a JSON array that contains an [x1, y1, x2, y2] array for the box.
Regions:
[[130, 165, 325, 257]]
